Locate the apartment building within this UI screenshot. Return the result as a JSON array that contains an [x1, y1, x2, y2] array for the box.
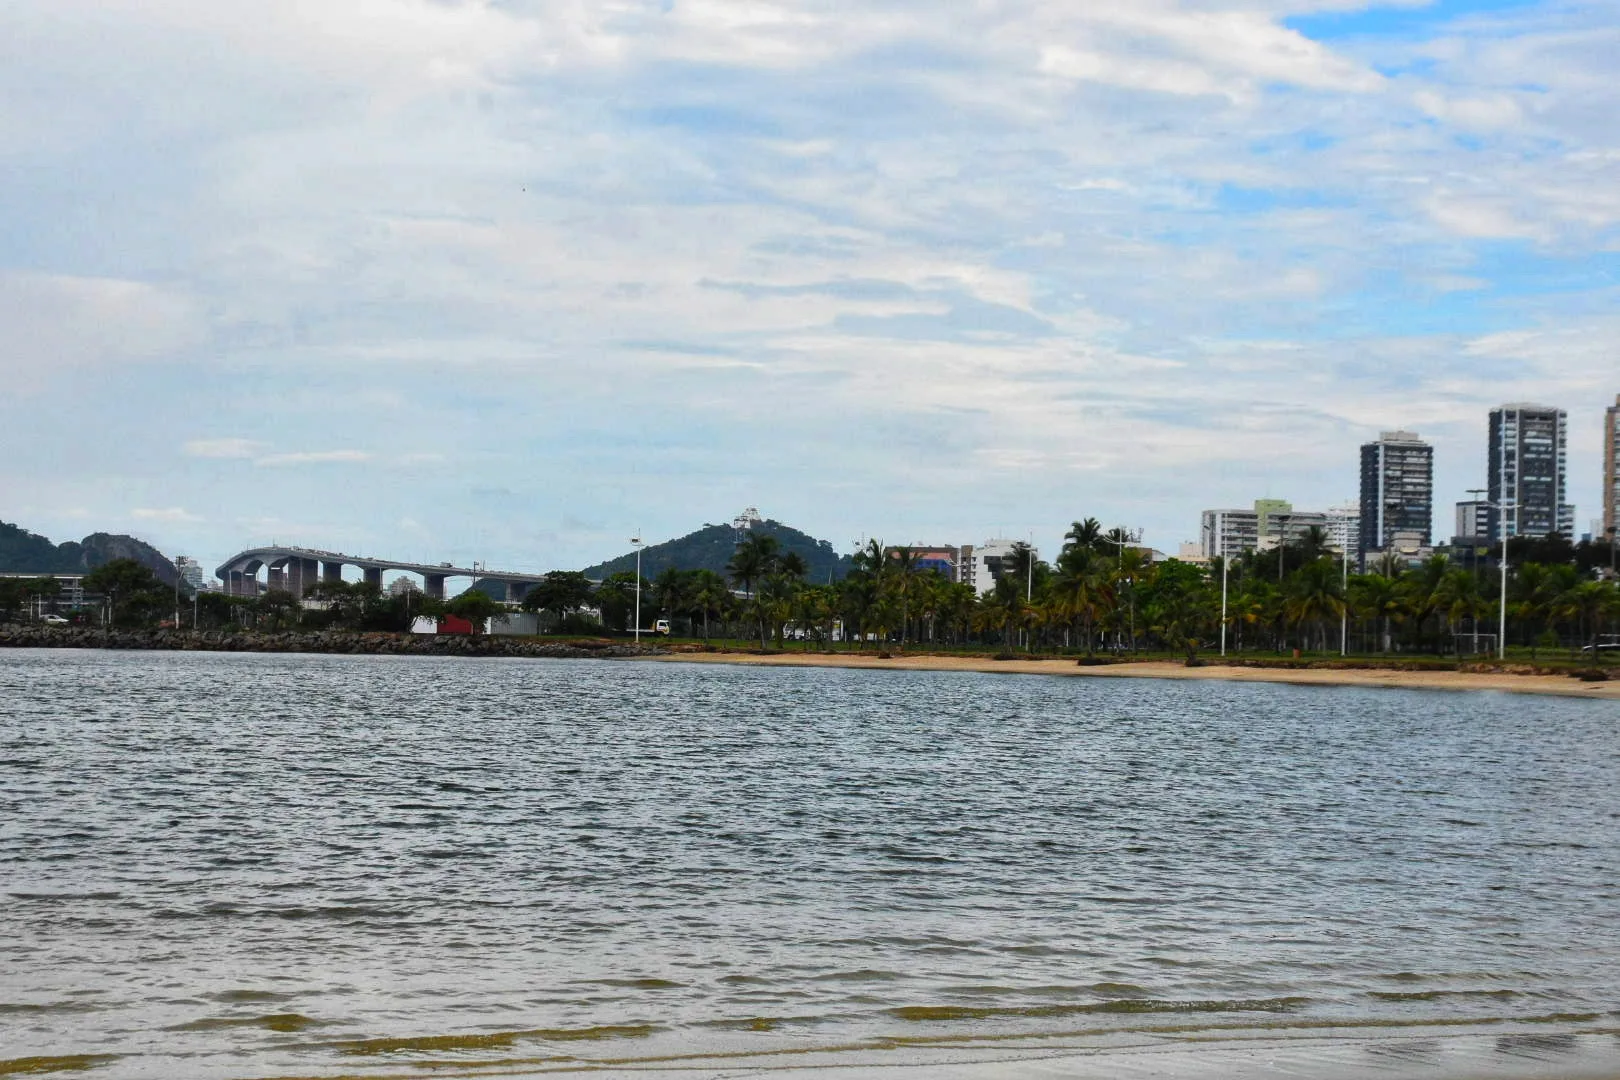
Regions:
[[1359, 430, 1434, 563], [1488, 404, 1574, 540]]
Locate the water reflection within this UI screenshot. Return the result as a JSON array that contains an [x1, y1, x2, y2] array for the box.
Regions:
[[2, 650, 1619, 1078]]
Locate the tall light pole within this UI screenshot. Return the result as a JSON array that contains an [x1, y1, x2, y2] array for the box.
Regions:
[[1219, 513, 1229, 658], [1498, 512, 1510, 660], [1276, 513, 1291, 582], [630, 535, 644, 643], [1098, 527, 1142, 652], [1340, 535, 1349, 657], [1468, 488, 1513, 660]]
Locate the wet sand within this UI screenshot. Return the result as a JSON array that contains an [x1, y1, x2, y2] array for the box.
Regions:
[[650, 650, 1620, 700]]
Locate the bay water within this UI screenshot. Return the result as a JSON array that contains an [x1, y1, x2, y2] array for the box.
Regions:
[[3, 649, 1619, 1078]]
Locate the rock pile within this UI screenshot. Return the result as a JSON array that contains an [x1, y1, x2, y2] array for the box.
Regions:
[[0, 626, 668, 660]]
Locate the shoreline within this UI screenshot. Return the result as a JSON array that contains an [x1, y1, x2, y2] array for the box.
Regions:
[[0, 626, 669, 661], [647, 650, 1620, 700], [2, 627, 1613, 699]]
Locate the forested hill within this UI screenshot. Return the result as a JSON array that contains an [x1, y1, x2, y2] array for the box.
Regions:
[[583, 520, 853, 583], [0, 521, 179, 585]]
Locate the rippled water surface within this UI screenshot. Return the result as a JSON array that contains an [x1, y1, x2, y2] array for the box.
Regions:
[[3, 649, 1620, 1078]]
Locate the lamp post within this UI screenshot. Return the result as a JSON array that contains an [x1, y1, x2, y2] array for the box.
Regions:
[[631, 535, 644, 643], [1219, 513, 1229, 658], [1340, 536, 1349, 657], [1098, 527, 1142, 652], [1468, 488, 1513, 659], [1276, 513, 1291, 582], [1477, 492, 1512, 661]]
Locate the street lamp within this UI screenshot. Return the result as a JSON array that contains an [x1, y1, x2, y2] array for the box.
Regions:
[[630, 535, 644, 643], [1219, 513, 1229, 658], [1097, 527, 1142, 652], [1340, 517, 1350, 657], [1470, 488, 1516, 660]]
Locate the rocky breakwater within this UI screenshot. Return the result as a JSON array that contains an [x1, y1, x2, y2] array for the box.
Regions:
[[0, 625, 669, 660]]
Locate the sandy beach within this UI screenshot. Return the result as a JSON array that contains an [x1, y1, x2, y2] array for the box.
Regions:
[[650, 650, 1620, 700]]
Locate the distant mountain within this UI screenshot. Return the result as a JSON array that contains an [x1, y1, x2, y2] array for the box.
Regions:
[[583, 518, 853, 583], [0, 521, 180, 585]]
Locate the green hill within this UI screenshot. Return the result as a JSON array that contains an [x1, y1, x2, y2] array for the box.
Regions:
[[583, 519, 853, 583], [0, 520, 180, 585]]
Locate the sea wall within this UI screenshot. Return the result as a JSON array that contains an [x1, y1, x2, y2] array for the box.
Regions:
[[0, 626, 668, 660]]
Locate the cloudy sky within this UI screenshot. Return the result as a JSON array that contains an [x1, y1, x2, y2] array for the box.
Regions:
[[4, 0, 1617, 575]]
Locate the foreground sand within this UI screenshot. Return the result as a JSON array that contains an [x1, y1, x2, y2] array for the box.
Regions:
[[649, 650, 1620, 700]]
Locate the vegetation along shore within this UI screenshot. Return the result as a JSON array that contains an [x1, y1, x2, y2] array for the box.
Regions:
[[0, 625, 667, 660]]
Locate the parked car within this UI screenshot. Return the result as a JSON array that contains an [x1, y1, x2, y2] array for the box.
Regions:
[[1579, 643, 1619, 655], [40, 614, 69, 626], [653, 619, 671, 635]]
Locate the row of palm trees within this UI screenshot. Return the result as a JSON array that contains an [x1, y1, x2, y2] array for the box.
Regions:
[[622, 520, 1619, 659]]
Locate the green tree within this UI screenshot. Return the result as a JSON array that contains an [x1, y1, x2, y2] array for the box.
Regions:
[[83, 559, 169, 627], [520, 571, 595, 630], [1284, 558, 1345, 653], [1054, 545, 1112, 655], [447, 590, 502, 634], [728, 532, 783, 648], [688, 569, 731, 641], [1142, 560, 1214, 664]]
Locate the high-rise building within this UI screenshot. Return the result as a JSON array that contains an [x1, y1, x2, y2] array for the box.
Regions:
[[1488, 404, 1574, 540], [1605, 395, 1620, 542], [1454, 501, 1491, 543], [173, 556, 205, 591], [1359, 430, 1434, 563]]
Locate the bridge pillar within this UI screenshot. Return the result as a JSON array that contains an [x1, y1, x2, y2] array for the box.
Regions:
[[290, 558, 318, 597], [424, 574, 447, 599], [267, 563, 287, 593], [228, 570, 247, 597], [363, 567, 383, 590], [322, 561, 344, 584]]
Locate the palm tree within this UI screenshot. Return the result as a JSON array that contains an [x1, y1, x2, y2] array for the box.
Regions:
[[1054, 545, 1111, 655], [1433, 568, 1484, 655], [1284, 558, 1345, 652], [689, 569, 730, 641], [887, 546, 921, 649], [1064, 518, 1104, 553], [1350, 572, 1403, 653], [727, 533, 782, 648]]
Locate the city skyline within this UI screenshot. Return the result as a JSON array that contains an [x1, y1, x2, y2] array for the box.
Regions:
[[3, 1, 1617, 571]]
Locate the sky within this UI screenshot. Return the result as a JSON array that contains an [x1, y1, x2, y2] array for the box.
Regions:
[[3, 0, 1618, 578]]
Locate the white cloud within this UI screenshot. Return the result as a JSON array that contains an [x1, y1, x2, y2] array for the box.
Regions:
[[254, 450, 375, 467]]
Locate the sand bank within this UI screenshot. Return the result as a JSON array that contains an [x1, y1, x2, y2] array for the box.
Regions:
[[649, 650, 1620, 700]]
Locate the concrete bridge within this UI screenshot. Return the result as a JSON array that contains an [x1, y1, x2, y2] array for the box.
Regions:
[[214, 546, 546, 602]]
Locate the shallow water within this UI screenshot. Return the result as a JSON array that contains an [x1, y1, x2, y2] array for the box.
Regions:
[[2, 649, 1619, 1078]]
